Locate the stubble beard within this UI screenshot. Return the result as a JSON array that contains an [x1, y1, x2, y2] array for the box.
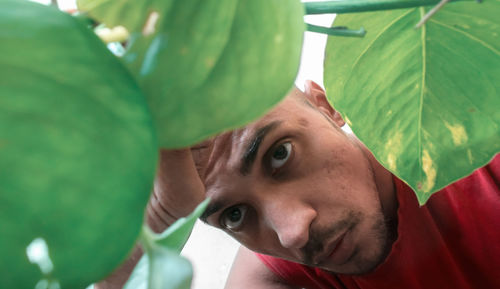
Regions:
[[301, 209, 396, 275], [343, 137, 398, 275], [346, 213, 397, 275], [303, 144, 398, 275], [301, 211, 361, 267]]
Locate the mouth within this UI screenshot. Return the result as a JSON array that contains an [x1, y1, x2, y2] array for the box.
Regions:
[[312, 229, 350, 266]]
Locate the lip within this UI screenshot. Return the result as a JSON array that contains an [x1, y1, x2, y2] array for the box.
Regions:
[[313, 230, 350, 266]]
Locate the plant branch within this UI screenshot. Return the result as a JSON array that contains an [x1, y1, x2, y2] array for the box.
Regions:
[[306, 24, 366, 37], [304, 0, 471, 14], [415, 0, 450, 28]]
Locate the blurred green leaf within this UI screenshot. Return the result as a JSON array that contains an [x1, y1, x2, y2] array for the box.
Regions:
[[153, 198, 210, 252], [123, 256, 149, 289], [146, 246, 192, 289], [78, 0, 305, 148], [124, 199, 208, 289], [324, 1, 500, 203], [0, 1, 157, 288], [76, 0, 174, 33], [123, 246, 192, 289]]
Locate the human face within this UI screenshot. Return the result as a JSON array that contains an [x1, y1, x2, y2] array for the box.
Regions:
[[197, 88, 395, 274]]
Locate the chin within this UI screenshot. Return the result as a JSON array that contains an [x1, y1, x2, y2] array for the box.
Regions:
[[328, 218, 394, 275], [323, 246, 388, 275]]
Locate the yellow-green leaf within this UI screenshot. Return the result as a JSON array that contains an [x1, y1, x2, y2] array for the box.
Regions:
[[324, 1, 500, 203]]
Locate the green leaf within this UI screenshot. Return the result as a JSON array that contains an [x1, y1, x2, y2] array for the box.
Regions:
[[123, 256, 149, 289], [0, 1, 157, 288], [124, 246, 192, 289], [153, 198, 210, 252], [78, 0, 305, 148], [76, 0, 174, 33], [124, 200, 208, 289], [147, 246, 192, 289], [324, 1, 500, 204]]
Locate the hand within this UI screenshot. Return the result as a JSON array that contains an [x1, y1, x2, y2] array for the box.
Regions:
[[147, 148, 206, 233]]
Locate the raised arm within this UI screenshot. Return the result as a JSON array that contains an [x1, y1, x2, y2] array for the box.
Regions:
[[225, 246, 299, 289], [96, 149, 205, 289]]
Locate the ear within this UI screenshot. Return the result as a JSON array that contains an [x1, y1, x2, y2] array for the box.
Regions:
[[304, 80, 345, 127]]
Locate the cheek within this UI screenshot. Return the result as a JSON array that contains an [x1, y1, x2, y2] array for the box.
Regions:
[[235, 231, 282, 257], [314, 143, 381, 211]]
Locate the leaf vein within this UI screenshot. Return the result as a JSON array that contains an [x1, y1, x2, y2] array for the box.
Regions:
[[350, 9, 414, 71], [439, 9, 500, 26], [429, 19, 500, 56], [418, 7, 427, 190], [426, 88, 499, 135]]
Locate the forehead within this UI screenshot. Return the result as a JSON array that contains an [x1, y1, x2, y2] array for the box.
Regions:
[[191, 90, 308, 183]]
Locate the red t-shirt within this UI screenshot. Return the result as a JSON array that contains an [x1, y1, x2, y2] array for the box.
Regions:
[[257, 154, 500, 289]]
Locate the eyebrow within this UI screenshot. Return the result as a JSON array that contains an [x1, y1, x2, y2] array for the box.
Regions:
[[199, 120, 282, 223], [240, 120, 282, 175]]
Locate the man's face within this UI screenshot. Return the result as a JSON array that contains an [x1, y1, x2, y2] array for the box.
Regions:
[[196, 87, 395, 274]]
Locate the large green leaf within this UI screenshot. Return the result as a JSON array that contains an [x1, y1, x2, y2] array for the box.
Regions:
[[123, 199, 209, 289], [0, 1, 157, 288], [78, 0, 305, 148], [324, 1, 500, 204]]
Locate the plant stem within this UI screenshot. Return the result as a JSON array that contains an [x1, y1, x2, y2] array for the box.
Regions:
[[306, 24, 366, 37], [304, 0, 470, 14], [415, 0, 450, 28], [139, 225, 156, 255]]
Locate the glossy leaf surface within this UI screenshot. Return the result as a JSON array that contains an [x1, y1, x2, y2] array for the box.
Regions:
[[124, 199, 209, 289], [324, 1, 500, 203], [0, 1, 157, 288], [78, 0, 305, 148]]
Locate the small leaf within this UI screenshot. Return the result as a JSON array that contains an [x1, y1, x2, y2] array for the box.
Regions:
[[147, 246, 192, 289], [153, 198, 210, 253], [124, 200, 208, 289], [123, 247, 192, 289], [324, 1, 500, 203], [123, 256, 148, 289]]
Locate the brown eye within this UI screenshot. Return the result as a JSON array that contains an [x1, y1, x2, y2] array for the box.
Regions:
[[221, 205, 247, 230], [271, 142, 292, 169]]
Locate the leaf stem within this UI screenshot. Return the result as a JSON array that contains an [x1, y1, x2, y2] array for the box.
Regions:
[[306, 24, 366, 37], [304, 0, 470, 14], [139, 225, 156, 255], [415, 0, 450, 28]]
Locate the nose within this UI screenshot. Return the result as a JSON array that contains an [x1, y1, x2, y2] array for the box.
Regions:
[[263, 199, 317, 249]]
